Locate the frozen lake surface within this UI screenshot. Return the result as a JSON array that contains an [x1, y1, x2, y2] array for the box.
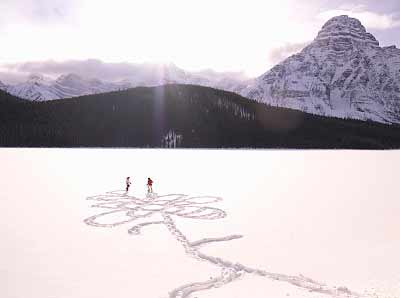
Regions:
[[1, 149, 399, 298]]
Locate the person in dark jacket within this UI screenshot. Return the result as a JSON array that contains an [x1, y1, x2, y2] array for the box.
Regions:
[[126, 177, 132, 192]]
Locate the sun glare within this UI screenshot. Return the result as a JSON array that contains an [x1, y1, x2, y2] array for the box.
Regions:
[[2, 0, 322, 76]]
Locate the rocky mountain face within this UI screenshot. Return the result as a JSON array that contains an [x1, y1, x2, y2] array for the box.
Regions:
[[3, 15, 399, 124], [4, 73, 129, 101], [2, 64, 247, 101], [6, 74, 55, 101], [241, 15, 400, 124]]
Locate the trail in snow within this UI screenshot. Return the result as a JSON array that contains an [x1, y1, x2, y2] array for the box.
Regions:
[[84, 190, 361, 298]]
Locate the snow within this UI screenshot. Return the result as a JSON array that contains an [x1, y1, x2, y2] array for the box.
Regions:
[[0, 80, 8, 90], [242, 15, 400, 124], [1, 149, 399, 298], [4, 73, 130, 101], [4, 66, 248, 101], [3, 16, 399, 125]]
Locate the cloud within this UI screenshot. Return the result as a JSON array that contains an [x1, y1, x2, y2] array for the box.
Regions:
[[1, 59, 150, 82], [267, 42, 310, 65], [318, 5, 400, 30], [0, 0, 78, 26], [0, 59, 250, 84]]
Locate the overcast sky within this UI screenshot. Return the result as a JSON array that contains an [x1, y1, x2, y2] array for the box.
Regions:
[[0, 0, 399, 82]]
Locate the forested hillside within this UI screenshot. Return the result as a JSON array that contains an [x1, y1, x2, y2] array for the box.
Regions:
[[1, 85, 400, 148]]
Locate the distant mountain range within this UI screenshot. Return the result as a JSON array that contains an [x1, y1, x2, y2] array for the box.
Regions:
[[1, 85, 400, 149], [1, 15, 399, 125], [1, 73, 127, 101], [0, 65, 247, 101]]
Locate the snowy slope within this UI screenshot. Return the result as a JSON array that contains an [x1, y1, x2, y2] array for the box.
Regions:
[[241, 15, 400, 124], [0, 80, 8, 91], [190, 69, 249, 94], [52, 74, 127, 98], [6, 74, 57, 101], [6, 73, 129, 101]]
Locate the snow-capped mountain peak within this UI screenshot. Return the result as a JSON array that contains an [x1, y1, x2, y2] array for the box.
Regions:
[[6, 15, 399, 125], [314, 15, 379, 49], [3, 73, 127, 101], [5, 74, 55, 101], [52, 73, 124, 98], [3, 63, 248, 101], [241, 15, 400, 124]]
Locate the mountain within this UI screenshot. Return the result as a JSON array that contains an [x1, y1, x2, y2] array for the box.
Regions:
[[190, 69, 249, 94], [3, 63, 248, 101], [0, 62, 244, 102], [52, 73, 127, 98], [241, 15, 400, 124], [1, 85, 400, 148], [0, 80, 7, 91], [2, 15, 399, 124], [5, 73, 128, 101], [6, 74, 57, 101]]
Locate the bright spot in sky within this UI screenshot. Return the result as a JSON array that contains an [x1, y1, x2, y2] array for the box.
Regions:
[[0, 0, 322, 76]]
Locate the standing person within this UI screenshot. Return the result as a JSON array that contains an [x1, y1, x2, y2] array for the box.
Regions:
[[126, 177, 132, 192], [147, 177, 153, 193]]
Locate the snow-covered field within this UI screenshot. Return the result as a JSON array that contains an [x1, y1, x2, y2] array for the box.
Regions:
[[1, 149, 399, 298]]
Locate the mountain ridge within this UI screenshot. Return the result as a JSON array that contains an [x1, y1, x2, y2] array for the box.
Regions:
[[0, 64, 248, 101], [1, 15, 399, 124], [241, 15, 400, 124]]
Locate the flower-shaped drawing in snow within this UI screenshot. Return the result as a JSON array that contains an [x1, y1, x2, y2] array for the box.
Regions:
[[84, 190, 362, 298], [84, 191, 226, 234]]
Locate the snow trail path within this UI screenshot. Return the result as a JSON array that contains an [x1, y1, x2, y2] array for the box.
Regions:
[[84, 190, 361, 298]]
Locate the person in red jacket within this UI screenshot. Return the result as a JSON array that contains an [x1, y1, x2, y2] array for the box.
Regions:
[[147, 177, 153, 193]]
